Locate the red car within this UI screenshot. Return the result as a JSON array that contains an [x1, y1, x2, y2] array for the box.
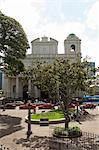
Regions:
[[19, 103, 36, 109], [38, 103, 54, 109], [82, 103, 96, 109]]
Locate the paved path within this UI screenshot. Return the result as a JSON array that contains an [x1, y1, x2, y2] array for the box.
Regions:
[[0, 107, 99, 149]]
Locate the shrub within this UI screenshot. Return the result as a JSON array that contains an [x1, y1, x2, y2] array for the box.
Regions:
[[68, 126, 82, 137], [53, 126, 65, 136], [53, 126, 82, 138]]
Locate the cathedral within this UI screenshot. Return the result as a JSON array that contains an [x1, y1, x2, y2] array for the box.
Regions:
[[3, 33, 81, 99]]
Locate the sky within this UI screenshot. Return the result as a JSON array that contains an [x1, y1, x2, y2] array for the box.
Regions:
[[0, 0, 99, 66]]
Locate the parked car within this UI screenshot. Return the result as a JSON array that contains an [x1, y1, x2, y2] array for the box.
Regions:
[[38, 103, 54, 109], [81, 103, 96, 109], [68, 103, 75, 109], [4, 103, 16, 109], [0, 104, 5, 109], [19, 103, 36, 109], [54, 101, 60, 106], [15, 101, 24, 106], [33, 101, 46, 106]]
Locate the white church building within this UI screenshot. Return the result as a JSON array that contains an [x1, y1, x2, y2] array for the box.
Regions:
[[3, 33, 81, 99]]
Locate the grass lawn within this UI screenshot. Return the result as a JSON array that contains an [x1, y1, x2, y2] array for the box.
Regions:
[[31, 109, 64, 120]]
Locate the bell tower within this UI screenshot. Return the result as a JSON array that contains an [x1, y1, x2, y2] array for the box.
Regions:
[[64, 33, 81, 62]]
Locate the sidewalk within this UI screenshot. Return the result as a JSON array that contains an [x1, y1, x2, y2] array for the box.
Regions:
[[0, 108, 99, 149]]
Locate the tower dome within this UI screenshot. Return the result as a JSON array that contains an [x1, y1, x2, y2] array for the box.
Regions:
[[64, 34, 81, 62]]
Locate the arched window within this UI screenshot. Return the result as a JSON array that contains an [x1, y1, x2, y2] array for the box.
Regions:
[[70, 44, 75, 52]]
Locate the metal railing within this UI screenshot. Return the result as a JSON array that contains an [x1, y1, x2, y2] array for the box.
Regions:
[[1, 132, 99, 150], [0, 145, 16, 150], [0, 145, 9, 150], [49, 131, 99, 150]]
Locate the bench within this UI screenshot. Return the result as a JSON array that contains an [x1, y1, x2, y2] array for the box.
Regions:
[[40, 118, 49, 126]]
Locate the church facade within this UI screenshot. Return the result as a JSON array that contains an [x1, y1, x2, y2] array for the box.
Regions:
[[3, 33, 81, 99]]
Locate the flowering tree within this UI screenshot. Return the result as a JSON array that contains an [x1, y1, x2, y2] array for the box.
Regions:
[[25, 58, 89, 129], [0, 11, 29, 75]]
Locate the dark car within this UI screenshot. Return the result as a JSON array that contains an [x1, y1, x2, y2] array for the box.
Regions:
[[4, 103, 16, 109], [81, 103, 96, 109], [68, 103, 75, 109], [0, 104, 4, 109]]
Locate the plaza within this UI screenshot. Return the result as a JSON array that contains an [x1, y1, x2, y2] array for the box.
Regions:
[[0, 107, 99, 149], [0, 1, 99, 149]]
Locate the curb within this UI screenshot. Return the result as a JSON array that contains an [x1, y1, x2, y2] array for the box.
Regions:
[[25, 116, 65, 124]]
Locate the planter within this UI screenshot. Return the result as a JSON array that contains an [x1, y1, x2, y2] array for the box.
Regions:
[[53, 126, 82, 138], [68, 130, 82, 138], [53, 131, 82, 138]]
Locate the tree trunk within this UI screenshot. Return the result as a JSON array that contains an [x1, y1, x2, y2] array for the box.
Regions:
[[59, 97, 70, 130], [64, 114, 70, 130], [65, 119, 69, 129]]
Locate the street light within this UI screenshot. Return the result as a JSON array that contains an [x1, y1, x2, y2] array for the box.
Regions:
[[2, 97, 5, 111], [26, 101, 32, 139], [76, 98, 79, 114]]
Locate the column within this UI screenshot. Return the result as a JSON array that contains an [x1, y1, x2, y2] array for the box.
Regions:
[[7, 77, 11, 97], [34, 86, 38, 98], [38, 89, 41, 98], [19, 78, 23, 98], [2, 74, 7, 97], [16, 76, 19, 98], [28, 79, 31, 97]]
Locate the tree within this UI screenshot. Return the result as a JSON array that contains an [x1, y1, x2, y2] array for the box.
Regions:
[[0, 11, 29, 75], [89, 85, 99, 95], [24, 58, 89, 129]]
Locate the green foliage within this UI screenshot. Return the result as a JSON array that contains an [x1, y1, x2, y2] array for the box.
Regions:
[[25, 58, 89, 101], [68, 126, 82, 137], [0, 11, 29, 75], [53, 126, 65, 136], [4, 59, 25, 76], [24, 58, 89, 129], [0, 89, 4, 97], [89, 85, 99, 95], [53, 126, 82, 137]]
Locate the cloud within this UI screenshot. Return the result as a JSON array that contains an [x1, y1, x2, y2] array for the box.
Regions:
[[86, 1, 99, 30], [0, 0, 99, 66], [34, 21, 85, 53], [0, 0, 46, 32], [84, 0, 99, 66], [0, 0, 48, 48]]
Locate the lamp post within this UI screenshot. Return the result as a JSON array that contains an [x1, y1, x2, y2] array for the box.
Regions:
[[3, 97, 5, 111], [26, 101, 32, 139], [76, 98, 79, 114]]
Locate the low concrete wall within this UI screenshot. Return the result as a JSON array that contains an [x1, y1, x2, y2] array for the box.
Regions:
[[25, 116, 65, 124]]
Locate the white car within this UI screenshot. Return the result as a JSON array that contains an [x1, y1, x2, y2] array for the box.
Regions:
[[33, 101, 46, 106], [15, 101, 24, 106]]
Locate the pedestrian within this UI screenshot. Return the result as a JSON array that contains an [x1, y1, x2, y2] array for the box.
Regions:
[[34, 107, 36, 114], [73, 113, 82, 124], [75, 115, 82, 124]]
